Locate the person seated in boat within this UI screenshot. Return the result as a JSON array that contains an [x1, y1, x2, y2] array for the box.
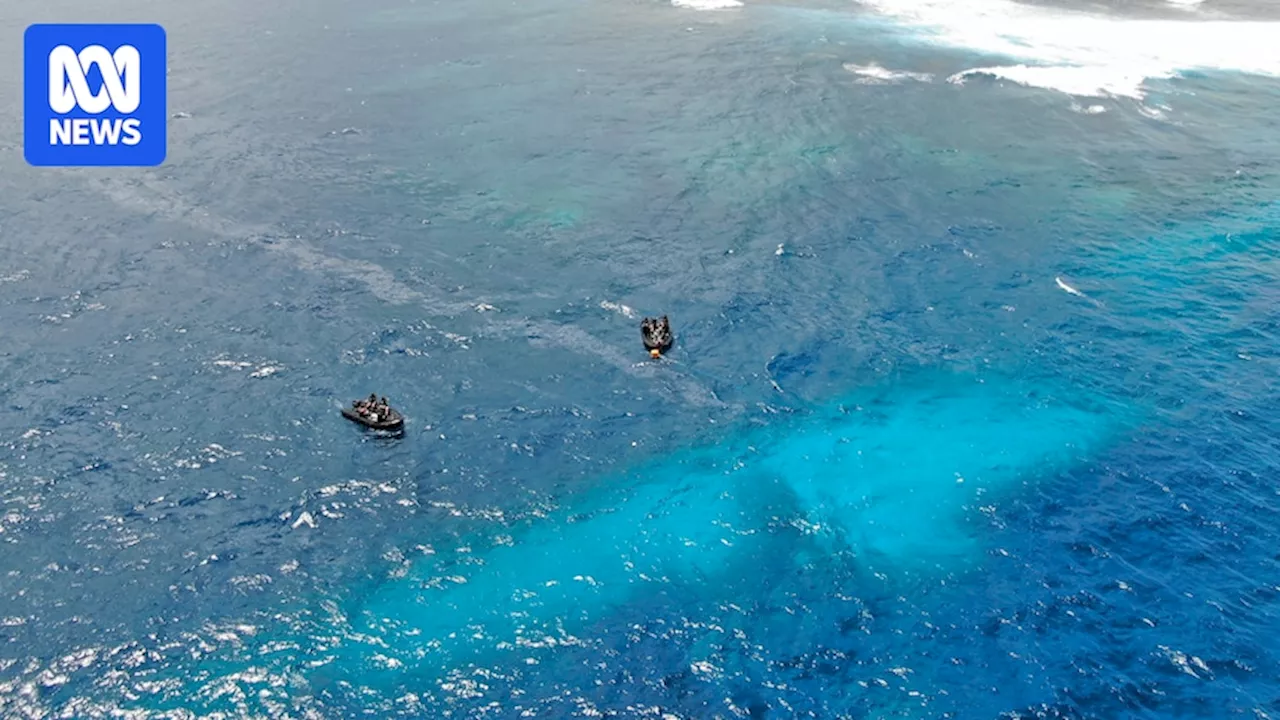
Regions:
[[353, 393, 378, 416], [640, 317, 657, 341], [641, 315, 673, 358]]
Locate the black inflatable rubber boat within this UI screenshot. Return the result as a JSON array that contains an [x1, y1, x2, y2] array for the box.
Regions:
[[342, 406, 404, 431]]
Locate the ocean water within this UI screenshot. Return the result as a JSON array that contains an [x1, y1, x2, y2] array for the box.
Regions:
[[1, 0, 1279, 717]]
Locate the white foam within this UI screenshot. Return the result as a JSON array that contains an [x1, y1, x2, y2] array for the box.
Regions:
[[1055, 276, 1084, 297], [1069, 102, 1108, 114], [949, 64, 1153, 100], [855, 0, 1280, 100], [599, 300, 637, 318], [1137, 103, 1170, 119], [1055, 276, 1104, 307], [673, 0, 743, 10], [249, 365, 282, 378], [843, 62, 934, 83]]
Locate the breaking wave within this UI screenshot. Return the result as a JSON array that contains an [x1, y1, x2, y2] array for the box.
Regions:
[[855, 0, 1280, 100]]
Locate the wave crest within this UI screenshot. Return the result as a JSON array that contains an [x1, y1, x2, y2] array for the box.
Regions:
[[857, 0, 1280, 100], [673, 0, 743, 10], [844, 62, 935, 83]]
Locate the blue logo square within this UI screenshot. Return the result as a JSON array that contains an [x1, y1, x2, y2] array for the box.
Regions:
[[24, 23, 167, 167]]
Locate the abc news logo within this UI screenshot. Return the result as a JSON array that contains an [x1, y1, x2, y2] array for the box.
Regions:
[[24, 23, 166, 167], [48, 44, 143, 147]]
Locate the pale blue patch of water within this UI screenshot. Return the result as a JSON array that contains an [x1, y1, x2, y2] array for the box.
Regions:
[[129, 366, 1132, 715]]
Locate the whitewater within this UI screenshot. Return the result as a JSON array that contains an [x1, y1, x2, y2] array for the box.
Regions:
[[842, 0, 1280, 101]]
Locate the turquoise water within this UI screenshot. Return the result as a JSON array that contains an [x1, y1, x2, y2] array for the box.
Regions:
[[131, 367, 1134, 715], [336, 370, 1129, 685], [2, 0, 1279, 716]]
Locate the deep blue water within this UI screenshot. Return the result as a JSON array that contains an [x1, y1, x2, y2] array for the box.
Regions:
[[2, 0, 1280, 717]]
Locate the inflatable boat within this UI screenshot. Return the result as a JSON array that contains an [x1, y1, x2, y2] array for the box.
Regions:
[[342, 405, 404, 431]]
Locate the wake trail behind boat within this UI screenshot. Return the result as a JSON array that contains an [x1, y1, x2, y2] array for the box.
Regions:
[[82, 172, 733, 413]]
